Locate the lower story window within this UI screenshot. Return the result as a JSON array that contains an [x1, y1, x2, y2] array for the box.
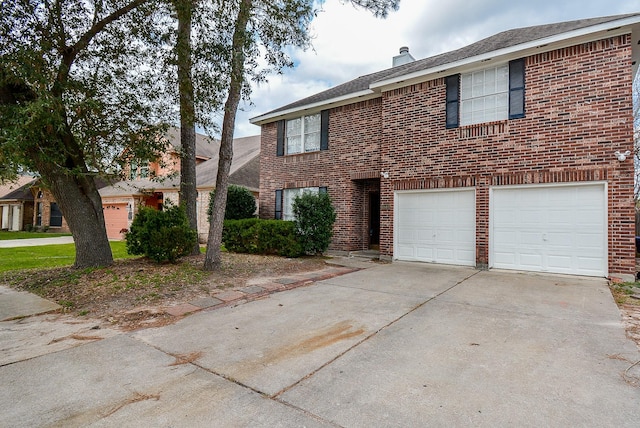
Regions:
[[36, 202, 43, 226], [283, 187, 319, 220], [49, 202, 63, 227]]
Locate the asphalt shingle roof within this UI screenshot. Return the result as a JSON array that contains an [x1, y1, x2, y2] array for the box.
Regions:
[[99, 134, 260, 197], [0, 176, 36, 201], [165, 127, 218, 160], [263, 13, 640, 117]]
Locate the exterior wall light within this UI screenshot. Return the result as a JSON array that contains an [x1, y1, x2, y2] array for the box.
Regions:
[[614, 150, 631, 161]]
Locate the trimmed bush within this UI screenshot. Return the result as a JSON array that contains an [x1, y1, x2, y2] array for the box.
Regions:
[[125, 204, 197, 263], [221, 218, 260, 254], [222, 218, 303, 258], [208, 185, 257, 221], [293, 191, 337, 255]]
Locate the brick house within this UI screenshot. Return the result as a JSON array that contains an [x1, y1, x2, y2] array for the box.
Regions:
[[251, 14, 640, 280], [100, 128, 260, 242]]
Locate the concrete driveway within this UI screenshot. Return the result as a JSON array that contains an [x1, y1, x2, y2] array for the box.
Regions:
[[1, 262, 639, 427]]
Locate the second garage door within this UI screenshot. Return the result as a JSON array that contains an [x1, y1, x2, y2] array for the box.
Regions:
[[490, 183, 607, 277], [395, 189, 475, 266]]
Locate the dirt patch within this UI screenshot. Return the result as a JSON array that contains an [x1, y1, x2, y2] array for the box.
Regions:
[[609, 282, 640, 350], [1, 253, 327, 331]]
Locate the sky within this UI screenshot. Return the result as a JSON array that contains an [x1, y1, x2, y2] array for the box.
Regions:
[[232, 0, 639, 138]]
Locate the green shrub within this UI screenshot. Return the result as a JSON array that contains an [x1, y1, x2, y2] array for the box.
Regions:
[[125, 204, 197, 263], [222, 218, 303, 257], [208, 185, 257, 221], [293, 191, 337, 255], [222, 218, 260, 253], [256, 220, 303, 257]]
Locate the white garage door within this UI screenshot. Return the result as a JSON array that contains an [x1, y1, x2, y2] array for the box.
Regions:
[[491, 184, 606, 277], [395, 189, 475, 266]]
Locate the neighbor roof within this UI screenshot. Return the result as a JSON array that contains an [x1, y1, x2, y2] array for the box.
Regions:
[[251, 13, 640, 124], [100, 134, 261, 197], [165, 127, 218, 160], [0, 176, 36, 202], [195, 135, 261, 190]]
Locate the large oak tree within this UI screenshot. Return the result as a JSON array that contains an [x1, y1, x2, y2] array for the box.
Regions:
[[0, 0, 172, 268]]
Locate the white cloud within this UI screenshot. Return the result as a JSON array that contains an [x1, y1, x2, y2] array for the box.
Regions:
[[233, 0, 639, 137]]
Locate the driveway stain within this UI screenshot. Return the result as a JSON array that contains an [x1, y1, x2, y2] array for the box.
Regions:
[[261, 320, 364, 367]]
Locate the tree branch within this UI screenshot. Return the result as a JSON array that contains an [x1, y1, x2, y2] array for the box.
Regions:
[[57, 0, 150, 83]]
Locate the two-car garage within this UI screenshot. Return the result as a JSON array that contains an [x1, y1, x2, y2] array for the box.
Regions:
[[394, 183, 607, 277]]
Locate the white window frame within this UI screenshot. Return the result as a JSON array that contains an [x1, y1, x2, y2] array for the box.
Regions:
[[460, 64, 509, 126], [283, 187, 319, 220], [286, 113, 321, 155], [140, 163, 150, 179], [130, 159, 150, 180], [129, 160, 138, 180]]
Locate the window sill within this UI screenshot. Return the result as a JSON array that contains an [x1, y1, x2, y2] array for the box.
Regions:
[[283, 151, 322, 164]]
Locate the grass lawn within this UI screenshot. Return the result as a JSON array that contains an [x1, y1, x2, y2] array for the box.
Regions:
[[0, 231, 72, 240], [0, 241, 134, 272]]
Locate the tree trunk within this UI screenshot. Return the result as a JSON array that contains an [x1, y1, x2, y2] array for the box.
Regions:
[[34, 148, 113, 269], [204, 0, 253, 271], [175, 0, 200, 255]]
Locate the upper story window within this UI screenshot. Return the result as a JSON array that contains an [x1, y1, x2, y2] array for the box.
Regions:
[[130, 160, 138, 180], [139, 163, 150, 179], [286, 114, 321, 154], [460, 64, 509, 126], [446, 58, 525, 128], [277, 110, 329, 156], [129, 159, 150, 180]]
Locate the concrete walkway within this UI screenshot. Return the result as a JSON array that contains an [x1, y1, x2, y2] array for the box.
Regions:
[[1, 263, 639, 427], [0, 236, 74, 248], [0, 285, 61, 321]]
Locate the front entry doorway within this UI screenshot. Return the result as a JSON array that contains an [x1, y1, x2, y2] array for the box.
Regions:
[[369, 192, 380, 250]]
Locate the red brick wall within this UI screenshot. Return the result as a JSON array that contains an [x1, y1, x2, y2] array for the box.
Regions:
[[260, 34, 635, 276], [259, 99, 383, 251]]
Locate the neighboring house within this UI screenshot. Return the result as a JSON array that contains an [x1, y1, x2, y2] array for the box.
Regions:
[[0, 176, 36, 231], [100, 129, 260, 242], [251, 14, 640, 280]]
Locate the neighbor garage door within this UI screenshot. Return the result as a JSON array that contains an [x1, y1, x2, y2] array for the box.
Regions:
[[104, 203, 130, 240], [395, 189, 475, 266], [490, 183, 606, 277]]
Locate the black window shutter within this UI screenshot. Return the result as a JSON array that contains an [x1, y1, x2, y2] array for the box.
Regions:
[[319, 187, 327, 194], [509, 59, 525, 119], [276, 120, 285, 156], [320, 110, 329, 151], [275, 189, 283, 220], [445, 75, 460, 129]]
